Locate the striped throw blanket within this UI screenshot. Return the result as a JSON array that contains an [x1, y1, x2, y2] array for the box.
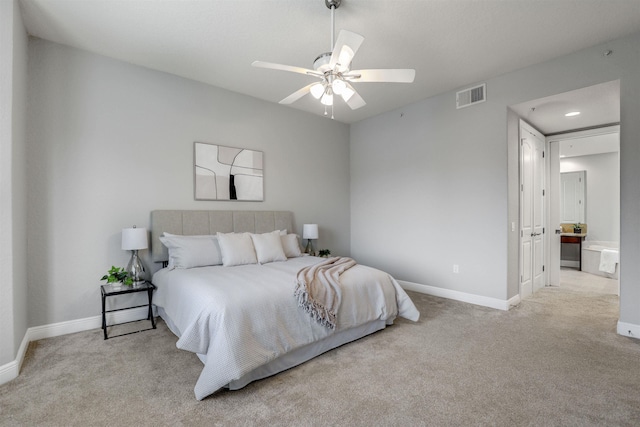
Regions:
[[294, 257, 357, 330]]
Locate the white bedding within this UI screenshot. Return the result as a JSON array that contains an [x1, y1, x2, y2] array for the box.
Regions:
[[152, 256, 419, 400]]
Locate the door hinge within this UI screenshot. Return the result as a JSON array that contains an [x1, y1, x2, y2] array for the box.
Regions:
[[542, 189, 545, 196], [521, 184, 524, 191], [542, 151, 545, 158], [543, 227, 545, 234], [543, 265, 545, 272]]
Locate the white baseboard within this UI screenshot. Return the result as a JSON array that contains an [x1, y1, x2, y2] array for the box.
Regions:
[[0, 306, 154, 387], [617, 321, 640, 340], [507, 293, 521, 309], [399, 280, 639, 339], [0, 357, 19, 387], [399, 280, 515, 311]]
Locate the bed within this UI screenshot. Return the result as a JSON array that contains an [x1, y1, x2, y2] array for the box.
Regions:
[[150, 210, 419, 400]]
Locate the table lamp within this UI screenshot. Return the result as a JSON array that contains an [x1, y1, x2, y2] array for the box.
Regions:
[[303, 224, 318, 255], [122, 225, 148, 285]]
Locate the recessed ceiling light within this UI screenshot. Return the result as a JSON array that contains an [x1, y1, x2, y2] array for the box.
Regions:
[[565, 111, 581, 117]]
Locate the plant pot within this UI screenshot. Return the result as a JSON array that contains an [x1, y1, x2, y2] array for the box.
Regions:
[[573, 228, 582, 234]]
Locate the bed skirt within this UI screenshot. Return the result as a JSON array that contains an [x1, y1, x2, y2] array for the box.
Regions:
[[157, 306, 391, 391]]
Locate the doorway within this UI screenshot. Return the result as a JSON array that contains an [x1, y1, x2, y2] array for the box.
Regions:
[[510, 80, 620, 301], [549, 126, 620, 292]]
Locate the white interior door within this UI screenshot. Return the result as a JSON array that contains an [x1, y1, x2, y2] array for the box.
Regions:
[[520, 121, 545, 298]]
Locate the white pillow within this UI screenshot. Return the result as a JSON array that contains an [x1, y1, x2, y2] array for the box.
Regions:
[[217, 232, 258, 267], [281, 233, 302, 258], [251, 230, 287, 264], [159, 233, 222, 269]]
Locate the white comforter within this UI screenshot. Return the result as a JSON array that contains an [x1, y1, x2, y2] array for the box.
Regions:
[[152, 256, 419, 400]]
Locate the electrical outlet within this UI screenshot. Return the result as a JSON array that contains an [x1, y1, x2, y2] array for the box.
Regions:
[[453, 264, 459, 273]]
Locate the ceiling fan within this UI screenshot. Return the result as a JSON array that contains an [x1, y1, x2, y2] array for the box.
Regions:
[[252, 0, 415, 117]]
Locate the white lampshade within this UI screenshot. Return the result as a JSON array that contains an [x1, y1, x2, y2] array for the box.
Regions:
[[122, 226, 148, 250], [303, 224, 319, 240]]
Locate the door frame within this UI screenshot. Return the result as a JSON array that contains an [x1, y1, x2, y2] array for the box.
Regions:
[[546, 125, 620, 284]]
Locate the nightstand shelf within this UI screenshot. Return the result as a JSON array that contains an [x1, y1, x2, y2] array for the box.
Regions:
[[101, 281, 156, 340]]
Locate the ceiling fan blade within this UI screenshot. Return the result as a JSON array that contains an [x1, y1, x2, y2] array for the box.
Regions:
[[345, 69, 416, 83], [279, 83, 315, 105], [342, 83, 366, 110], [329, 30, 365, 72], [252, 61, 322, 77]]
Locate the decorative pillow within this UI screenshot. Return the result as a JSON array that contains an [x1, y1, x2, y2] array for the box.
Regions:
[[251, 230, 287, 264], [217, 232, 258, 267], [159, 233, 222, 269], [281, 233, 303, 258]]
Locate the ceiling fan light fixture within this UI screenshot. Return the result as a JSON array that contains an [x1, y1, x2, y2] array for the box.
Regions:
[[321, 90, 334, 106], [310, 82, 325, 99], [332, 78, 347, 95]]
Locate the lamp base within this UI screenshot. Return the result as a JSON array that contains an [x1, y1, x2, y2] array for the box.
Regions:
[[126, 250, 146, 285], [305, 239, 315, 256]]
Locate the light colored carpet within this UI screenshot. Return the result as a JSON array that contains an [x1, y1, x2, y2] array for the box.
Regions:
[[1, 271, 639, 426]]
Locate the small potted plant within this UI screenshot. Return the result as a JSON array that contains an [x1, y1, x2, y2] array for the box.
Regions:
[[318, 249, 331, 258], [100, 266, 133, 289], [573, 223, 582, 234]]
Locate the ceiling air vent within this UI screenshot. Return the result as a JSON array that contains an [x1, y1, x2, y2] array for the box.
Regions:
[[456, 83, 486, 109]]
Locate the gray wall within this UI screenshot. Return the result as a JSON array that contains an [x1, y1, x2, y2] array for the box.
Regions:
[[561, 152, 619, 243], [350, 89, 508, 300], [351, 31, 640, 328], [0, 0, 29, 366], [26, 38, 350, 327]]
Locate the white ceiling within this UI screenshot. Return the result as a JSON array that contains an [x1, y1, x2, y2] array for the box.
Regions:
[[18, 0, 640, 124], [559, 132, 619, 158], [511, 80, 620, 157], [510, 80, 620, 134]]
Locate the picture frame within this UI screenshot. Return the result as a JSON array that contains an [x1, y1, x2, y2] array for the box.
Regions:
[[194, 142, 264, 201]]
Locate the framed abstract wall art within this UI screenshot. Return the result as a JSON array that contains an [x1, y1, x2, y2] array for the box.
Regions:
[[194, 142, 264, 201]]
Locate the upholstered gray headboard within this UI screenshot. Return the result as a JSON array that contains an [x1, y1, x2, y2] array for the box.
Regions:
[[150, 210, 294, 263]]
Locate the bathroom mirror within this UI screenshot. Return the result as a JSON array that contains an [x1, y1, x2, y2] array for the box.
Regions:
[[560, 171, 586, 223]]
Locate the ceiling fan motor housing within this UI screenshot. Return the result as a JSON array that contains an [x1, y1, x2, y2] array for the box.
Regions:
[[313, 52, 333, 73]]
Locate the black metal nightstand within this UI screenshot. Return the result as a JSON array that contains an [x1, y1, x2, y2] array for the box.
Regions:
[[101, 281, 156, 340]]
